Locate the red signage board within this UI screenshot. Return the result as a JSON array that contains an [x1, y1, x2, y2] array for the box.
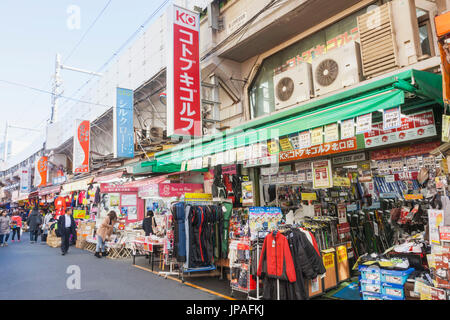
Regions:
[[279, 137, 357, 162], [166, 4, 201, 137], [100, 183, 138, 193], [158, 183, 203, 197], [370, 141, 440, 160]]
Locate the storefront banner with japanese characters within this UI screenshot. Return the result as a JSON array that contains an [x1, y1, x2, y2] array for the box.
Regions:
[[73, 119, 90, 173], [383, 107, 401, 130], [364, 110, 436, 149], [114, 87, 134, 158], [312, 159, 333, 189], [279, 137, 358, 162], [34, 156, 48, 187], [166, 4, 201, 137]]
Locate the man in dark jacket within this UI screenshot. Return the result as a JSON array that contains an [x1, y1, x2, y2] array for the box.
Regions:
[[27, 208, 42, 243], [57, 207, 77, 255]]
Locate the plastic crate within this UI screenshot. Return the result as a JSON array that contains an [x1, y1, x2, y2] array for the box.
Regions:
[[362, 292, 382, 300], [360, 279, 382, 294], [381, 282, 405, 299], [380, 268, 414, 285], [359, 265, 381, 281]]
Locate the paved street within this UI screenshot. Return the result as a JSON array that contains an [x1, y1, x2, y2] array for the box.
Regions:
[[0, 233, 219, 300]]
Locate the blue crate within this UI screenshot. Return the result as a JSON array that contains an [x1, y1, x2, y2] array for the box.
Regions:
[[359, 265, 381, 281], [360, 279, 382, 294], [380, 268, 414, 286], [381, 282, 405, 299], [362, 292, 382, 300]]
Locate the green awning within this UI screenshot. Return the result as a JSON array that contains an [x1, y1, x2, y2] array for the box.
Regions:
[[130, 160, 181, 174], [155, 69, 443, 166]]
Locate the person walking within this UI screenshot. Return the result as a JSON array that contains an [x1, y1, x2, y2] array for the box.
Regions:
[[142, 210, 156, 236], [57, 207, 77, 255], [94, 211, 118, 258], [27, 208, 42, 244], [10, 212, 22, 242], [41, 211, 55, 244], [0, 210, 11, 247]]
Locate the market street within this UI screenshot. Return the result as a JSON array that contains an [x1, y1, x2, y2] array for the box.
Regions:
[[0, 233, 219, 300]]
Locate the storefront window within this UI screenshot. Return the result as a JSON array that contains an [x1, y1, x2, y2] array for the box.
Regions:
[[248, 8, 369, 119]]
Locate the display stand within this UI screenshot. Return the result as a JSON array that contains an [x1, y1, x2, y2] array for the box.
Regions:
[[229, 238, 254, 299]]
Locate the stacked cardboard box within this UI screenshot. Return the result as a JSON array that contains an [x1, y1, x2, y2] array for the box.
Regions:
[[77, 221, 96, 239], [46, 230, 61, 248]]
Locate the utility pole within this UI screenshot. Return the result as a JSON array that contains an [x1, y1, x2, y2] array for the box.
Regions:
[[50, 53, 102, 124]]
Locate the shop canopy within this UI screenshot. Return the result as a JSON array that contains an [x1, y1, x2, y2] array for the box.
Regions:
[[154, 69, 443, 166], [62, 177, 94, 193]]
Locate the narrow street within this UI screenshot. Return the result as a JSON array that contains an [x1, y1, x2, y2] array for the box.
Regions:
[[0, 233, 219, 300]]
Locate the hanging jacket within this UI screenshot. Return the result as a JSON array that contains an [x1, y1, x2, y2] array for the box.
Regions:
[[173, 202, 186, 262], [94, 187, 101, 204], [257, 231, 297, 283], [221, 202, 233, 259]]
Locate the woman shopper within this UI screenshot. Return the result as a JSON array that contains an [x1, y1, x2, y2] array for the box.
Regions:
[[142, 210, 156, 236], [27, 208, 42, 243], [41, 211, 55, 243], [95, 211, 118, 258], [0, 210, 11, 247], [10, 212, 22, 242]]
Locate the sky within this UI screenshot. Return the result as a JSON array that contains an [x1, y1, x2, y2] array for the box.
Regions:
[[0, 0, 169, 157]]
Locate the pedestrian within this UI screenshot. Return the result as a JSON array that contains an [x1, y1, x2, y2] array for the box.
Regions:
[[27, 208, 42, 244], [0, 210, 11, 247], [94, 210, 118, 258], [10, 212, 22, 242], [57, 207, 77, 255], [41, 211, 55, 244], [142, 210, 156, 236]]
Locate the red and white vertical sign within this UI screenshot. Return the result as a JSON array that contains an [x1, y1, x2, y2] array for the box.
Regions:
[[73, 119, 90, 173], [166, 4, 202, 137]]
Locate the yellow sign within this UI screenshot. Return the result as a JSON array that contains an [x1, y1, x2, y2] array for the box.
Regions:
[[301, 193, 317, 201], [333, 176, 351, 187], [311, 127, 323, 145], [336, 245, 348, 263], [442, 115, 450, 142], [73, 210, 87, 219], [403, 194, 424, 200], [267, 140, 280, 154], [279, 137, 293, 151], [323, 253, 335, 269], [185, 193, 212, 201]]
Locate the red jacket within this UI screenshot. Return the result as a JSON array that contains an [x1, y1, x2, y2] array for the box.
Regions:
[[257, 231, 297, 283]]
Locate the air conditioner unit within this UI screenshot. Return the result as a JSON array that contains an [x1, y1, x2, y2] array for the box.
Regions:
[[312, 41, 362, 97], [357, 0, 422, 79], [273, 62, 313, 110]]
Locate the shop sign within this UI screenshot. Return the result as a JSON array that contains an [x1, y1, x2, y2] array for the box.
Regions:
[[442, 114, 450, 142], [114, 87, 134, 158], [356, 113, 372, 135], [310, 127, 323, 146], [73, 209, 87, 219], [73, 119, 90, 173], [396, 171, 418, 181], [312, 160, 333, 189], [333, 176, 351, 187], [298, 131, 311, 149], [383, 107, 401, 130], [301, 193, 317, 201], [288, 133, 301, 150], [370, 141, 441, 160], [100, 183, 138, 193], [138, 184, 159, 198], [236, 147, 245, 162], [242, 181, 254, 206], [364, 110, 436, 149], [332, 152, 365, 165], [52, 176, 67, 185], [428, 209, 444, 245], [34, 156, 48, 187], [377, 160, 391, 175], [243, 155, 277, 168], [280, 137, 357, 163], [336, 245, 348, 263], [20, 169, 31, 193], [279, 136, 293, 151], [261, 166, 278, 176], [324, 123, 339, 143], [185, 193, 212, 201], [93, 171, 124, 183], [337, 222, 350, 235], [390, 158, 404, 173], [267, 139, 280, 155], [341, 118, 355, 139], [166, 4, 201, 137], [286, 173, 295, 183], [38, 185, 61, 197], [222, 164, 237, 175], [406, 156, 419, 171], [323, 252, 335, 269], [159, 183, 203, 197], [439, 226, 450, 242]]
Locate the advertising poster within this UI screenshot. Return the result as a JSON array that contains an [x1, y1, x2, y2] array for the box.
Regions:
[[73, 119, 90, 173], [341, 118, 355, 139], [383, 107, 401, 130], [121, 194, 137, 206], [298, 131, 311, 149], [127, 206, 137, 220], [356, 113, 372, 134], [109, 194, 120, 207], [312, 160, 333, 189], [248, 207, 282, 240], [428, 209, 444, 245], [311, 127, 323, 146], [324, 123, 339, 143], [242, 181, 254, 206]]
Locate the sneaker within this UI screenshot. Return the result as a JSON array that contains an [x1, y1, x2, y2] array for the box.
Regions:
[[11, 240, 14, 243]]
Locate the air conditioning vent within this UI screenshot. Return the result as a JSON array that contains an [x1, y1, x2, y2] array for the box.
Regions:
[[312, 41, 362, 97], [273, 62, 313, 110]]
